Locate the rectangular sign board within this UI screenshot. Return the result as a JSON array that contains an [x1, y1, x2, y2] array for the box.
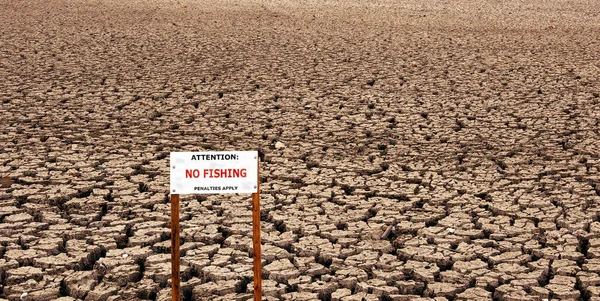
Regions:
[[170, 151, 258, 194]]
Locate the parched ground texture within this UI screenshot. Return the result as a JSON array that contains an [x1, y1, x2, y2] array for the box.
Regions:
[[1, 0, 600, 300]]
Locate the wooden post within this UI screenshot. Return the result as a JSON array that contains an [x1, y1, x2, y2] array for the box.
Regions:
[[170, 194, 181, 301], [252, 157, 262, 300]]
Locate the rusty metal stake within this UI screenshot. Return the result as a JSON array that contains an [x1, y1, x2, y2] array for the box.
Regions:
[[252, 157, 262, 300], [170, 194, 181, 301]]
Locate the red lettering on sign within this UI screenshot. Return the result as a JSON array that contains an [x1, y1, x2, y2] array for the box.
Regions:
[[185, 169, 202, 178], [187, 169, 248, 178], [203, 169, 247, 178]]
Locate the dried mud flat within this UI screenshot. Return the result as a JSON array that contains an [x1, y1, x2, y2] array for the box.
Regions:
[[1, 0, 600, 300]]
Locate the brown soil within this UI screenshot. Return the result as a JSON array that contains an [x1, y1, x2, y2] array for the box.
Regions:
[[1, 0, 600, 300]]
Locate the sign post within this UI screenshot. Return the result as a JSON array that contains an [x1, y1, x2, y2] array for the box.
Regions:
[[170, 193, 181, 301], [252, 159, 261, 299], [170, 151, 261, 301]]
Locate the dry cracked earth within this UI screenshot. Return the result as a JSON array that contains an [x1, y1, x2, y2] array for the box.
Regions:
[[1, 0, 600, 300]]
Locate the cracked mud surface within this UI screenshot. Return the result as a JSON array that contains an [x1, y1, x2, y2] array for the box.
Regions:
[[1, 0, 600, 300]]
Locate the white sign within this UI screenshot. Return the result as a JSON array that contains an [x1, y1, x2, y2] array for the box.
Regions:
[[170, 151, 258, 194]]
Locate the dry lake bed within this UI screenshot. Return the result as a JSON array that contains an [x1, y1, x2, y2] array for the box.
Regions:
[[1, 0, 600, 300]]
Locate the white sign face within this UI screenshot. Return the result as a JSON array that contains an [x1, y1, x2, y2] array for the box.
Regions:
[[170, 151, 258, 194]]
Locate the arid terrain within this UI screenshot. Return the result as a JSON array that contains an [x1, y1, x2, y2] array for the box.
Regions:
[[1, 0, 600, 300]]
